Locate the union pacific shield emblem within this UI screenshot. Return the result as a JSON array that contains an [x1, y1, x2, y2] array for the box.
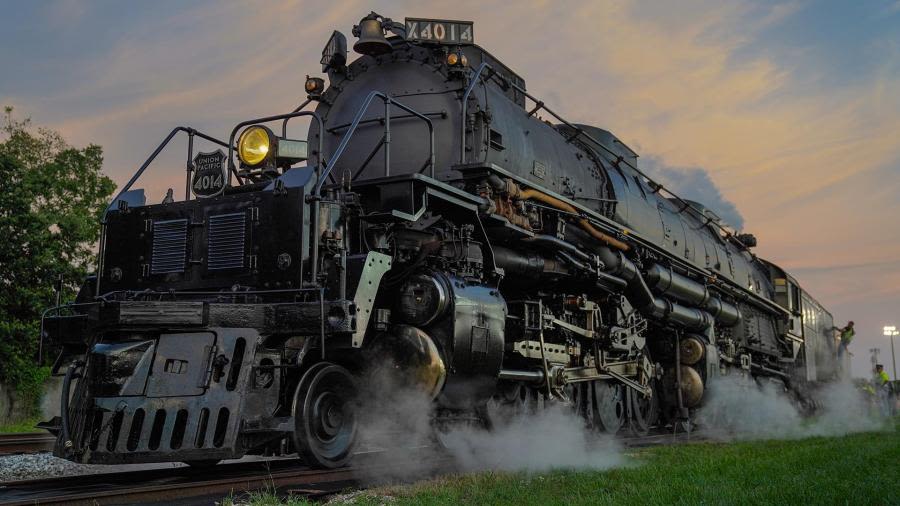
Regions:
[[191, 150, 226, 198]]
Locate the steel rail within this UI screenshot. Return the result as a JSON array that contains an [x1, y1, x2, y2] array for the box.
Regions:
[[0, 429, 702, 505], [0, 465, 356, 506], [620, 429, 708, 448], [0, 433, 55, 455], [0, 453, 454, 506]]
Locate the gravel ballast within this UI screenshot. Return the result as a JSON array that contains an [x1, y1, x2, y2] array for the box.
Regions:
[[0, 453, 183, 482]]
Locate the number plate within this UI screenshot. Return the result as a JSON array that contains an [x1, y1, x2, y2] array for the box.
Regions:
[[191, 150, 226, 198], [405, 18, 474, 45]]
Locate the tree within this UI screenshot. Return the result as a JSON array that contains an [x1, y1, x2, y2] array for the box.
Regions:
[[0, 107, 115, 412]]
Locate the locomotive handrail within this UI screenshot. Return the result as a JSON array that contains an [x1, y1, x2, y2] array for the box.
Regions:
[[281, 98, 313, 138], [309, 90, 435, 286], [326, 111, 447, 135], [227, 109, 325, 185], [460, 62, 493, 164], [106, 126, 232, 212], [461, 63, 748, 252], [98, 126, 231, 295], [314, 90, 435, 196]]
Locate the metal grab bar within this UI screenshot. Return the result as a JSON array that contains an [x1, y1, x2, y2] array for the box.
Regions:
[[314, 91, 435, 196], [106, 126, 231, 211], [281, 98, 313, 138], [227, 109, 325, 185], [308, 91, 436, 286], [460, 62, 493, 163]]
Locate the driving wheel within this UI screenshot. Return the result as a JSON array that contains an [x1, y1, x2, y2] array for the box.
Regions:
[[592, 381, 625, 433], [629, 379, 659, 436]]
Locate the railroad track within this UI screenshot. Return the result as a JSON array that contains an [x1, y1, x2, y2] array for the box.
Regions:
[[621, 428, 707, 448], [0, 450, 452, 506], [0, 433, 55, 456], [0, 458, 357, 505], [0, 429, 704, 505]]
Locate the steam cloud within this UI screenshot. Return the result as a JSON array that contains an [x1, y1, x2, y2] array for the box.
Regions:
[[694, 373, 886, 441], [353, 367, 623, 482], [438, 404, 624, 473], [640, 156, 745, 230], [353, 366, 886, 484]]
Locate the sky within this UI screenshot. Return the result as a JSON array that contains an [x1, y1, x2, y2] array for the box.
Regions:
[[1, 0, 899, 378]]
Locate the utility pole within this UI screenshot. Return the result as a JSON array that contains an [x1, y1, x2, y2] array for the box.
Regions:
[[884, 326, 898, 380], [870, 347, 881, 375]]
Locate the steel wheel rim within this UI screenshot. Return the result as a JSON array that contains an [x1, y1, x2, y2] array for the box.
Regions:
[[293, 363, 358, 468]]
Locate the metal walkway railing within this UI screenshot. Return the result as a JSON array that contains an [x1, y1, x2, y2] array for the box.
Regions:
[[102, 90, 437, 288]]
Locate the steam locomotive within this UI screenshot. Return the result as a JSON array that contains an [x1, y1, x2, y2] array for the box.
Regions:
[[41, 12, 842, 469]]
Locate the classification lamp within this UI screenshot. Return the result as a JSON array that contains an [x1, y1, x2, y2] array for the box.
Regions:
[[237, 125, 308, 169], [446, 52, 467, 67], [305, 75, 325, 96]]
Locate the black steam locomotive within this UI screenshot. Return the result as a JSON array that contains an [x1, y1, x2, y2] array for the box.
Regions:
[[42, 12, 842, 468]]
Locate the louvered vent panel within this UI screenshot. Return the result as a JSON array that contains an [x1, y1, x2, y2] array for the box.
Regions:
[[151, 219, 188, 274], [207, 212, 246, 270]]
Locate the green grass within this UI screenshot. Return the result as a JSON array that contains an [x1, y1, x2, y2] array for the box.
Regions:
[[0, 417, 40, 433], [235, 425, 900, 506]]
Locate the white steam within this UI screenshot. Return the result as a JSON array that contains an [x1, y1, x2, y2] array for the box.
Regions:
[[694, 373, 886, 441], [438, 404, 624, 473], [354, 366, 623, 481], [353, 366, 887, 483]]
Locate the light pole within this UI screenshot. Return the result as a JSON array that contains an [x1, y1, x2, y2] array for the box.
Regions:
[[884, 325, 898, 380]]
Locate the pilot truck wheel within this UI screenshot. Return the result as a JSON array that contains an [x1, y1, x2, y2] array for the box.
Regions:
[[292, 362, 359, 468]]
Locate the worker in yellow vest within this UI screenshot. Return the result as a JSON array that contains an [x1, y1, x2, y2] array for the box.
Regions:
[[874, 364, 892, 416], [836, 321, 854, 358]]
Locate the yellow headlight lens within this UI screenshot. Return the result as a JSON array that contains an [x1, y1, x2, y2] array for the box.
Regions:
[[447, 53, 459, 66], [238, 126, 271, 166]]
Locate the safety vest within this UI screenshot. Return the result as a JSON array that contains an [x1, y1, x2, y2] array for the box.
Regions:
[[841, 328, 855, 343], [878, 370, 890, 385]]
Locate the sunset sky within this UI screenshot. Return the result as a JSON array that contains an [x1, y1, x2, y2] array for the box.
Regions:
[[2, 1, 899, 378]]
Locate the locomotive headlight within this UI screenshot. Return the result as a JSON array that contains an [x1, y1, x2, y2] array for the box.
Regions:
[[447, 53, 459, 66], [238, 125, 274, 166], [237, 124, 308, 169]]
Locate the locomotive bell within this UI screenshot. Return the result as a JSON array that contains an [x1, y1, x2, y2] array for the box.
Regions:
[[353, 16, 392, 56]]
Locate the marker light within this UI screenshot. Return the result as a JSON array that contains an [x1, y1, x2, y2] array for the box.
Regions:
[[238, 126, 273, 166], [305, 75, 325, 95]]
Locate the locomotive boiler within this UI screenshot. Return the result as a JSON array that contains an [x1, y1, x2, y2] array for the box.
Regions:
[[41, 12, 842, 468]]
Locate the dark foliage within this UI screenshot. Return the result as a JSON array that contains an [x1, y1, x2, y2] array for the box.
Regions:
[[0, 106, 114, 413]]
